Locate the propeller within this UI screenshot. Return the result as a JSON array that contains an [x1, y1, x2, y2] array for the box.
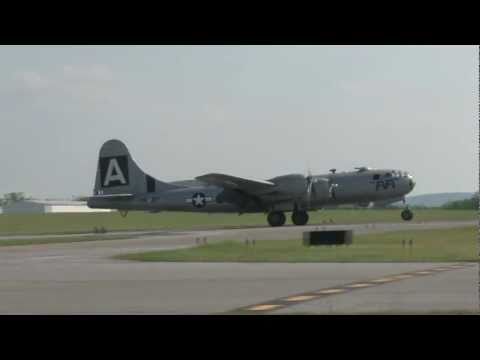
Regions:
[[328, 181, 338, 200], [304, 166, 340, 206], [304, 168, 340, 205], [305, 169, 316, 207]]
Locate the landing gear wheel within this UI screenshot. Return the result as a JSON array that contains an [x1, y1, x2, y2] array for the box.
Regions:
[[267, 211, 286, 227], [292, 210, 309, 226], [401, 209, 413, 221]]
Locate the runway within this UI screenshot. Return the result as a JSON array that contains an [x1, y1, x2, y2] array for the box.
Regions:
[[0, 220, 476, 314]]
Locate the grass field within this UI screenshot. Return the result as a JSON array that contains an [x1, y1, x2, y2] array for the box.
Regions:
[[0, 234, 135, 247], [0, 209, 476, 235], [114, 226, 477, 263]]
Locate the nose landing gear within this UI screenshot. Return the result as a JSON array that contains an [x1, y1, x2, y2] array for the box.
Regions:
[[401, 207, 413, 221]]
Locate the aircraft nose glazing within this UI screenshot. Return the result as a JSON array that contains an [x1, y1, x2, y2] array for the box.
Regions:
[[407, 175, 415, 190]]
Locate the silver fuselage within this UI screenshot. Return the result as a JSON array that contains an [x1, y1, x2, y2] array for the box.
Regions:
[[88, 168, 415, 213]]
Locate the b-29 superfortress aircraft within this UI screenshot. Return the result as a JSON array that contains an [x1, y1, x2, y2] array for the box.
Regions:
[[87, 139, 416, 226]]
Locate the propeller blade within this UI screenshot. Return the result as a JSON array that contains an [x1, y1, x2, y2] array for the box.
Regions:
[[305, 174, 316, 207]]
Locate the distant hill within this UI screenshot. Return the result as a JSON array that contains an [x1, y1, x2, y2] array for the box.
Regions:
[[402, 192, 475, 208]]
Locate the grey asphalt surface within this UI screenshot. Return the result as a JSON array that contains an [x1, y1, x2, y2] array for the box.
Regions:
[[272, 264, 478, 314], [0, 221, 476, 314]]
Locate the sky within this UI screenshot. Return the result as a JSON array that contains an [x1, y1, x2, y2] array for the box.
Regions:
[[0, 45, 477, 199]]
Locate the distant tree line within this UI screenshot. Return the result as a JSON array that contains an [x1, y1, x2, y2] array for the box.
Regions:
[[442, 193, 479, 210], [0, 192, 31, 206], [0, 193, 89, 207]]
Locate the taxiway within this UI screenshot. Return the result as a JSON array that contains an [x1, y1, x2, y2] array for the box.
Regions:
[[0, 221, 476, 314]]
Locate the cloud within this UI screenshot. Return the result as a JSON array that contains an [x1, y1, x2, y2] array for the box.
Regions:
[[16, 71, 50, 91], [8, 64, 116, 105], [61, 64, 113, 83]]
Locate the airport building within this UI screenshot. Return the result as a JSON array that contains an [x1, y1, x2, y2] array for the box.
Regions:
[[0, 200, 112, 214]]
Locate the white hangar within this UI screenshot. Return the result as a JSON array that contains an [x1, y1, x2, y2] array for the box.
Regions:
[[0, 200, 112, 214]]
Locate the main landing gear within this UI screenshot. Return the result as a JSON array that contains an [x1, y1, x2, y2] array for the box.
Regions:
[[267, 211, 286, 227], [291, 210, 309, 226], [266, 210, 310, 226], [401, 207, 414, 221]]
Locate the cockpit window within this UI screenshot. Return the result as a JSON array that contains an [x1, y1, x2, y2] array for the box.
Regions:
[[373, 174, 380, 180]]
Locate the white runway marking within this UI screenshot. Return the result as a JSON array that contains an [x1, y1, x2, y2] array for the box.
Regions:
[[285, 295, 316, 302], [371, 277, 396, 283], [316, 289, 345, 295], [248, 304, 282, 311], [347, 283, 372, 288]]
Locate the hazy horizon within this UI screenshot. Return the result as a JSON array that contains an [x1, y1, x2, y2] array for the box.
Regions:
[[0, 45, 477, 199]]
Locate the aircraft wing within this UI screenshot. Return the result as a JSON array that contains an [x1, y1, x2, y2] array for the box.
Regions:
[[195, 173, 276, 194], [89, 193, 134, 199]]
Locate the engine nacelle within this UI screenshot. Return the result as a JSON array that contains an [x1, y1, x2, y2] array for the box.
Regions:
[[269, 174, 307, 198], [266, 175, 334, 210]]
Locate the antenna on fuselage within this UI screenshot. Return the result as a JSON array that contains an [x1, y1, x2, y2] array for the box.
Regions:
[[354, 167, 370, 172]]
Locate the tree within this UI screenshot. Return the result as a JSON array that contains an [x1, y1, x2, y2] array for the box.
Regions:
[[1, 192, 30, 206], [442, 192, 479, 209]]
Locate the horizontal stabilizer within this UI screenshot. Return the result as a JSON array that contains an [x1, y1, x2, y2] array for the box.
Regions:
[[87, 193, 134, 209]]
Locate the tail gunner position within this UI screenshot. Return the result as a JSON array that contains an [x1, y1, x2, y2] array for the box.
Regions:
[[87, 139, 416, 226]]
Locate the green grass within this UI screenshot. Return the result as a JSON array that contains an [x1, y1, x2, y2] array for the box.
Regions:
[[114, 226, 477, 263], [0, 209, 475, 235], [0, 234, 136, 247]]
